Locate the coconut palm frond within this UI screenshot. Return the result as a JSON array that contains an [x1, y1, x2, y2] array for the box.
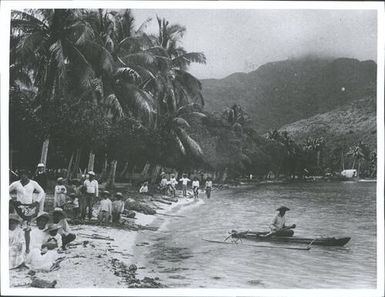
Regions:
[[11, 10, 49, 32], [104, 93, 124, 119], [177, 128, 203, 158], [121, 52, 157, 67], [176, 102, 203, 115], [136, 17, 152, 34], [172, 52, 206, 68], [72, 20, 95, 46], [115, 66, 141, 81], [17, 31, 45, 58], [173, 117, 191, 129], [174, 134, 186, 155]]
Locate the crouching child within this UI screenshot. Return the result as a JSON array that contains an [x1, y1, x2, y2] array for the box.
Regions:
[[111, 192, 125, 224]]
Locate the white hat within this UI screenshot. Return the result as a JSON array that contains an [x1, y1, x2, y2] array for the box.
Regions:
[[37, 163, 45, 167], [88, 171, 95, 176]]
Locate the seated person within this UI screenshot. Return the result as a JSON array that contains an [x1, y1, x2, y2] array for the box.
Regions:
[[26, 220, 62, 271], [262, 206, 296, 238], [9, 214, 25, 269], [111, 192, 125, 224], [139, 181, 149, 194], [52, 208, 76, 249]]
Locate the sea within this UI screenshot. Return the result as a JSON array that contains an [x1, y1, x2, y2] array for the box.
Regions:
[[133, 181, 377, 288]]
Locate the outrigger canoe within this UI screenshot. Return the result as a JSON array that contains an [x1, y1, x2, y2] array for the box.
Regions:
[[230, 230, 351, 247]]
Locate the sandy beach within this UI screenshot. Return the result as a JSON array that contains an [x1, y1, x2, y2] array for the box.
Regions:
[[9, 192, 203, 288]]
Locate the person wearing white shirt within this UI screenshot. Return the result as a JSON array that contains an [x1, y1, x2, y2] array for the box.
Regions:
[[168, 174, 178, 197], [179, 174, 191, 197], [98, 191, 112, 224], [139, 181, 149, 194], [192, 177, 200, 199], [9, 171, 45, 253], [262, 206, 296, 238], [54, 177, 67, 208], [82, 171, 98, 220]]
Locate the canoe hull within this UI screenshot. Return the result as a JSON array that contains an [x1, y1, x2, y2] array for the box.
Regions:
[[231, 231, 351, 246]]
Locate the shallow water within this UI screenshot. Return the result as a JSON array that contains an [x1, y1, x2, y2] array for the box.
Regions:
[[133, 181, 377, 288]]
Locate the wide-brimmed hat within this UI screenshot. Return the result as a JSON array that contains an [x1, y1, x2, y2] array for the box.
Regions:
[[53, 207, 66, 216], [9, 214, 22, 223], [37, 163, 45, 168], [57, 177, 64, 182], [46, 224, 60, 232], [88, 171, 95, 176], [101, 190, 110, 196], [276, 206, 290, 211], [35, 212, 50, 221], [115, 192, 123, 197]]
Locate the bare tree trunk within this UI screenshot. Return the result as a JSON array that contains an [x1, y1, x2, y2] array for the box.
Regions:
[[100, 154, 108, 181], [220, 168, 228, 183], [141, 162, 151, 176], [107, 160, 118, 188], [40, 138, 50, 166], [87, 151, 95, 172], [119, 162, 129, 177], [352, 158, 356, 170], [151, 165, 161, 184], [72, 148, 82, 179], [316, 151, 321, 168], [357, 160, 361, 178], [66, 151, 75, 180]]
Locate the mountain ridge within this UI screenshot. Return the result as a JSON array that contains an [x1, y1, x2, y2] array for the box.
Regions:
[[201, 57, 376, 134]]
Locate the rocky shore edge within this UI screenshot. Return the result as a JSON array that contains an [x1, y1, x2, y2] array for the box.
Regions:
[[9, 190, 201, 289]]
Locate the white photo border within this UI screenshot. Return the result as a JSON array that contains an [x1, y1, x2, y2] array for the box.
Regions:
[[1, 1, 384, 296]]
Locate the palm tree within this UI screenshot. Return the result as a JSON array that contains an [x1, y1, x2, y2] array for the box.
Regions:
[[11, 9, 99, 166], [347, 141, 366, 177]]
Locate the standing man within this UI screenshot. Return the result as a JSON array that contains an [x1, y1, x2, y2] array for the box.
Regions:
[[33, 163, 48, 212], [205, 176, 213, 199], [179, 174, 191, 197], [9, 170, 45, 253], [82, 171, 98, 221]]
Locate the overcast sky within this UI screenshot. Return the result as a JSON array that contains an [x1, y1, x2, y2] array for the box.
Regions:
[[132, 9, 377, 79]]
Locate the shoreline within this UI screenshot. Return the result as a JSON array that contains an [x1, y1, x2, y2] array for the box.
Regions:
[[9, 190, 205, 288]]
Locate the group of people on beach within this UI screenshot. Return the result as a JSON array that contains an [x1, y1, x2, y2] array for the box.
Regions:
[[155, 173, 213, 199], [8, 163, 217, 271]]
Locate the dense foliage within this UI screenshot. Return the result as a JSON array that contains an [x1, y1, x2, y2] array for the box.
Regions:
[[9, 9, 376, 183]]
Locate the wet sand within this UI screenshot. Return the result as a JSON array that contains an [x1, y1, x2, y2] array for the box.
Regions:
[[9, 193, 199, 288]]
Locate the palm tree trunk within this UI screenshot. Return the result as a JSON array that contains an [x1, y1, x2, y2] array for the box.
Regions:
[[141, 162, 151, 176], [316, 151, 321, 168], [72, 148, 82, 178], [100, 154, 108, 181], [87, 151, 95, 172], [107, 160, 118, 188], [151, 165, 161, 184], [66, 151, 75, 180], [352, 158, 356, 170], [119, 161, 129, 177], [357, 160, 361, 178], [40, 138, 50, 166]]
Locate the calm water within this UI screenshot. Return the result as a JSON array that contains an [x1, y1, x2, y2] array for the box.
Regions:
[[133, 181, 377, 288]]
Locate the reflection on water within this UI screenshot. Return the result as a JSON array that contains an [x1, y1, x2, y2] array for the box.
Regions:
[[133, 181, 377, 288]]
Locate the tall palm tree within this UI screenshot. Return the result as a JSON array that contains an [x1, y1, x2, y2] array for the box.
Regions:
[[11, 9, 99, 165], [347, 141, 366, 177]]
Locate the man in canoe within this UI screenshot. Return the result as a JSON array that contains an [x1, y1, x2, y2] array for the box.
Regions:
[[262, 206, 296, 238]]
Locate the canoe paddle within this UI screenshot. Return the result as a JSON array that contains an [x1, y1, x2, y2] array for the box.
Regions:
[[202, 238, 311, 251]]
